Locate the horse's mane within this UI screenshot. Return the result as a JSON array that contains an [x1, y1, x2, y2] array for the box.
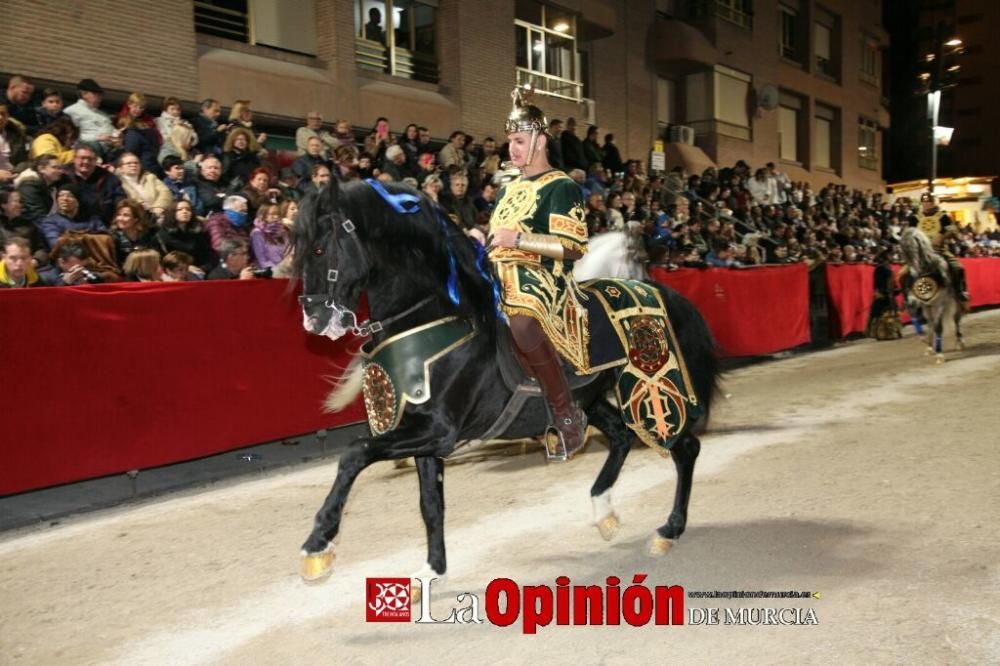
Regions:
[[295, 179, 498, 335], [900, 227, 948, 279]]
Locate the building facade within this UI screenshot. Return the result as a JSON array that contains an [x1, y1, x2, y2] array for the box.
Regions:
[[6, 0, 888, 189]]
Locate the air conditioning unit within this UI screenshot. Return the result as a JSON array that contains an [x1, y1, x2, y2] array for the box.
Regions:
[[668, 125, 695, 145], [581, 98, 596, 125]]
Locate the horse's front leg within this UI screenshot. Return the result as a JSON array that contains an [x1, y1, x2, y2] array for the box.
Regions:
[[409, 455, 447, 604], [300, 423, 444, 581]]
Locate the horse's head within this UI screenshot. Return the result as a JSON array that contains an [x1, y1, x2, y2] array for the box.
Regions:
[[293, 180, 370, 340]]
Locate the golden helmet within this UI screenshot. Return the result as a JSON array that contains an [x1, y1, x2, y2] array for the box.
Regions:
[[505, 85, 547, 134]]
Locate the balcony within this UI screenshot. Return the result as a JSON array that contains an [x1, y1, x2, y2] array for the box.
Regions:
[[649, 14, 719, 75]]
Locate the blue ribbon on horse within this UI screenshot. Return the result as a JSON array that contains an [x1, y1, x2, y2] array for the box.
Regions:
[[365, 178, 422, 214]]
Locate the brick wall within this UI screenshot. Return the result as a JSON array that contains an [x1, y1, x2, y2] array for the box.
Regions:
[[5, 0, 199, 100]]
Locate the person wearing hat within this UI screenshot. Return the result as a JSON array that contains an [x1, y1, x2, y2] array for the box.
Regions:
[[63, 78, 117, 150], [40, 182, 107, 248], [488, 85, 589, 461], [909, 192, 969, 306]]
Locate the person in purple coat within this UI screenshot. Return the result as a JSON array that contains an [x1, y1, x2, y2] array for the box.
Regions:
[[249, 202, 289, 270]]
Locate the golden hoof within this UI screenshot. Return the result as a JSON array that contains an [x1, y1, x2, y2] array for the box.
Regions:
[[924, 347, 934, 356], [935, 354, 945, 365], [647, 535, 674, 557], [597, 513, 621, 541], [301, 547, 335, 582], [410, 583, 422, 605]]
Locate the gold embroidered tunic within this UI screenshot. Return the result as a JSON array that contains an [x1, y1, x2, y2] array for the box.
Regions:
[[489, 169, 590, 371]]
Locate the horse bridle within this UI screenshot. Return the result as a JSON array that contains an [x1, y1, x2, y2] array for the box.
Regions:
[[298, 214, 433, 337]]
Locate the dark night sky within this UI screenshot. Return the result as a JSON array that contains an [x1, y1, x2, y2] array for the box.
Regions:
[[883, 0, 926, 184]]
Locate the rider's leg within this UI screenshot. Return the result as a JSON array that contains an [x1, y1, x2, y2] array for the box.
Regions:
[[509, 314, 587, 458]]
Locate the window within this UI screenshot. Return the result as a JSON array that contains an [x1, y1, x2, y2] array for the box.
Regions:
[[859, 34, 879, 85], [715, 0, 753, 30], [195, 0, 318, 55], [657, 77, 676, 130], [779, 5, 797, 60], [814, 8, 839, 80], [514, 1, 582, 101], [683, 66, 751, 141], [778, 91, 803, 163], [858, 116, 878, 170], [354, 0, 438, 83], [814, 103, 838, 171]]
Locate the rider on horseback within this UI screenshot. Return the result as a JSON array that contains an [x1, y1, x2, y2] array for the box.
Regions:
[[911, 193, 970, 307], [487, 86, 590, 460]]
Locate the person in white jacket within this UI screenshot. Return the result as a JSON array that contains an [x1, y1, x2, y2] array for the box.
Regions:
[[63, 79, 116, 153], [747, 167, 778, 205]]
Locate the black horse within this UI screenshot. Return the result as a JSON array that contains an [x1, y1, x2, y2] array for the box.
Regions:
[[292, 179, 720, 583]]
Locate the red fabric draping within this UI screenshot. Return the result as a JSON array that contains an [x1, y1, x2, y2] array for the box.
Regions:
[[963, 258, 1000, 307], [825, 263, 875, 337], [649, 264, 811, 357], [0, 280, 365, 496]]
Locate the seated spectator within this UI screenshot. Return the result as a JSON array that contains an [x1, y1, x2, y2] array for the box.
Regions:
[[222, 127, 263, 188], [0, 236, 41, 288], [1, 188, 49, 272], [3, 76, 38, 135], [333, 144, 359, 182], [399, 123, 421, 171], [417, 126, 433, 153], [363, 117, 394, 164], [157, 200, 214, 272], [605, 192, 625, 232], [110, 199, 158, 268], [296, 111, 338, 157], [122, 247, 162, 281], [0, 105, 28, 184], [330, 119, 355, 149], [569, 168, 589, 200], [415, 152, 438, 186], [16, 154, 64, 225], [117, 152, 172, 221], [474, 181, 497, 214], [52, 241, 118, 285], [293, 137, 331, 190], [250, 203, 290, 270], [158, 120, 200, 171], [585, 163, 608, 199], [300, 163, 332, 198], [117, 92, 163, 177], [357, 152, 375, 180], [155, 96, 184, 140], [280, 199, 299, 231], [584, 192, 607, 235], [63, 79, 116, 155], [206, 195, 250, 254], [207, 238, 256, 280], [422, 173, 443, 203], [61, 143, 125, 223], [30, 116, 77, 165], [192, 155, 226, 217], [160, 155, 196, 204], [379, 144, 408, 181], [479, 137, 501, 181], [240, 167, 276, 221], [161, 250, 199, 281], [192, 98, 227, 156], [438, 131, 467, 171], [439, 170, 476, 230], [228, 100, 267, 146], [41, 184, 107, 248], [705, 240, 740, 268]]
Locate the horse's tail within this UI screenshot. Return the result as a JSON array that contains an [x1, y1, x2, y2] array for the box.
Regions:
[[647, 281, 721, 425], [323, 353, 365, 413]]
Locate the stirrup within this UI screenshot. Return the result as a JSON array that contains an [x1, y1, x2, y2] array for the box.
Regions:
[[543, 408, 588, 462]]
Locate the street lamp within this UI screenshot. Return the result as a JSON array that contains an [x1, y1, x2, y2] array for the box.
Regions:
[[917, 22, 963, 197]]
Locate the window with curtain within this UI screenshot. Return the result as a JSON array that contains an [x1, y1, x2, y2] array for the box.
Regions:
[[778, 91, 802, 162], [814, 103, 838, 170], [514, 1, 581, 100], [779, 4, 798, 61], [859, 35, 879, 85]]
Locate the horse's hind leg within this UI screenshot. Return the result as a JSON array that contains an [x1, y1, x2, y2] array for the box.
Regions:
[[650, 431, 701, 555], [955, 309, 966, 351], [934, 316, 946, 364], [587, 398, 633, 541]]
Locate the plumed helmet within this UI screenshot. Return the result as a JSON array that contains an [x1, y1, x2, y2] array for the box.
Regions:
[[505, 85, 547, 134]]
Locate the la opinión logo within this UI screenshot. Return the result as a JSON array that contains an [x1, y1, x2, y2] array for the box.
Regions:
[[366, 574, 685, 633]]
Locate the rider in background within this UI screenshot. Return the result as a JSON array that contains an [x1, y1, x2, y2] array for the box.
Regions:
[[910, 192, 970, 308], [488, 86, 589, 460]]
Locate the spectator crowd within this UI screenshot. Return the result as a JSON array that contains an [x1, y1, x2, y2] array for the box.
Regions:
[[2, 73, 998, 290]]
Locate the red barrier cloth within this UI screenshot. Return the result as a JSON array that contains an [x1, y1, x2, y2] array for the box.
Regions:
[[963, 258, 1000, 307], [824, 263, 875, 338], [648, 264, 810, 357], [0, 280, 366, 495]]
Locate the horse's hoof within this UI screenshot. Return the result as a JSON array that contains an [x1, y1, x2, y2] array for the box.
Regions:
[[410, 574, 445, 605], [935, 354, 945, 365], [647, 535, 674, 557], [301, 545, 335, 583], [596, 513, 621, 541], [924, 347, 933, 356]]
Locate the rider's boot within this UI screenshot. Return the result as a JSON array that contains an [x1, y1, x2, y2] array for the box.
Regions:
[[514, 335, 587, 461]]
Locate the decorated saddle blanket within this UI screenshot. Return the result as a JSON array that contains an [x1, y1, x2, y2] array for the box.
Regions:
[[578, 279, 704, 451]]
